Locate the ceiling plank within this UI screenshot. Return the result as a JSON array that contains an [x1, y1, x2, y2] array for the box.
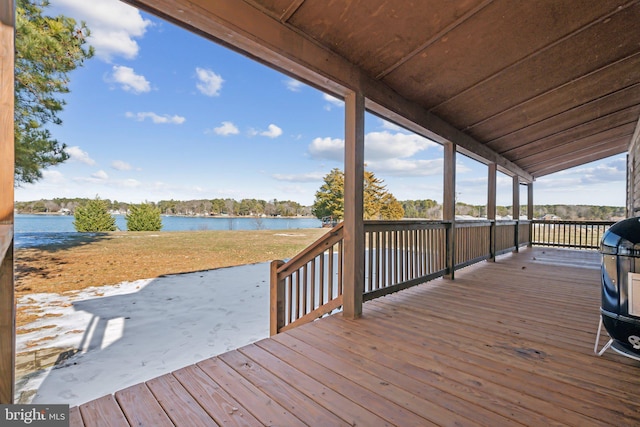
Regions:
[[518, 125, 634, 168], [531, 143, 628, 177], [432, 2, 640, 128], [374, 0, 492, 80], [485, 84, 640, 150], [121, 0, 533, 181], [381, 0, 632, 110], [468, 53, 640, 141], [279, 0, 304, 22], [500, 107, 640, 157]]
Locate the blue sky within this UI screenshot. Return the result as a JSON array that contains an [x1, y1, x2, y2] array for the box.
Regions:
[[14, 0, 627, 207]]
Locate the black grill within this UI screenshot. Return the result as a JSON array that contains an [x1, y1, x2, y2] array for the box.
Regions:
[[599, 217, 640, 357]]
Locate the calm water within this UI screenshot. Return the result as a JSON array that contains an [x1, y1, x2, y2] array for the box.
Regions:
[[15, 214, 322, 248]]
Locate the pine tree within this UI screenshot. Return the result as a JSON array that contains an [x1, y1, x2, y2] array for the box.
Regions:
[[312, 168, 345, 220], [73, 197, 116, 232], [312, 168, 404, 220], [126, 203, 163, 231], [15, 0, 94, 183]]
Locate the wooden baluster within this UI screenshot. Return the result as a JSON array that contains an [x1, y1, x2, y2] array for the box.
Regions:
[[270, 260, 285, 336], [310, 258, 316, 310], [328, 246, 334, 300]]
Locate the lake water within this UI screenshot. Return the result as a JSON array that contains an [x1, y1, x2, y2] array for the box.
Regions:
[[14, 214, 322, 248]]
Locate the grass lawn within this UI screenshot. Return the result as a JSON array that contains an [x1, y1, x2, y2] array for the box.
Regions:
[[15, 228, 328, 327]]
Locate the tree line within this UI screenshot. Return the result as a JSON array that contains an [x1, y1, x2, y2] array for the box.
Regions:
[[16, 197, 625, 221], [15, 197, 312, 217]]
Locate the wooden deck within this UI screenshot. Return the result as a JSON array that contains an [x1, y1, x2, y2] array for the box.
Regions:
[[70, 247, 640, 426]]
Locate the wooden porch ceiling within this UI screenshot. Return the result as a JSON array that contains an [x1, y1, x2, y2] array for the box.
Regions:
[[122, 0, 640, 181]]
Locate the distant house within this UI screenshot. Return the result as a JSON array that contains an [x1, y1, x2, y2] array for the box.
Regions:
[[541, 214, 562, 221]]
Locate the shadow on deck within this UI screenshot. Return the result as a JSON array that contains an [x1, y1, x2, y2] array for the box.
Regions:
[[71, 247, 640, 426]]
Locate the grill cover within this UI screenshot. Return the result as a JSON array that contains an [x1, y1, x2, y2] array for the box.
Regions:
[[600, 217, 640, 355]]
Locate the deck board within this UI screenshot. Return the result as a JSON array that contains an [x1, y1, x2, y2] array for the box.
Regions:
[[172, 364, 262, 426], [78, 395, 128, 427], [146, 374, 217, 426], [72, 248, 640, 426], [114, 383, 174, 427]]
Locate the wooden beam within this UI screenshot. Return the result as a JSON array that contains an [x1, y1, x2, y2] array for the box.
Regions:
[[342, 91, 365, 319], [0, 0, 14, 404], [120, 0, 533, 182], [527, 183, 534, 220], [627, 113, 640, 217], [443, 142, 456, 279], [513, 176, 521, 253], [0, 1, 13, 224], [279, 0, 304, 22], [488, 162, 497, 262], [487, 163, 497, 220], [513, 176, 521, 220]]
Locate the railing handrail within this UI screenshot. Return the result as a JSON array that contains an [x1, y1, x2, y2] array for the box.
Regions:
[[276, 222, 344, 276], [531, 219, 615, 225]]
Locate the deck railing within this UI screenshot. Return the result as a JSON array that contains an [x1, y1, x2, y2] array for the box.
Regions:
[[272, 218, 614, 334], [271, 219, 531, 334], [364, 221, 448, 301], [270, 223, 344, 335], [530, 220, 614, 249]]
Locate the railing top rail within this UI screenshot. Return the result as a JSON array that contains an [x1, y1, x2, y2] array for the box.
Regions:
[[365, 219, 452, 225], [531, 219, 616, 225], [364, 220, 449, 231], [456, 220, 492, 228], [276, 222, 344, 275]]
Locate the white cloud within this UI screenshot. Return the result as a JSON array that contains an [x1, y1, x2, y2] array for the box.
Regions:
[[323, 93, 343, 107], [260, 124, 283, 138], [380, 119, 404, 132], [365, 131, 437, 160], [92, 170, 109, 180], [118, 179, 142, 188], [41, 170, 65, 184], [110, 66, 150, 93], [111, 160, 132, 171], [285, 78, 304, 92], [272, 172, 326, 182], [538, 156, 626, 188], [195, 67, 223, 96], [67, 146, 96, 165], [125, 112, 186, 124], [308, 137, 344, 161], [308, 131, 441, 177], [50, 0, 152, 61], [212, 121, 239, 136], [366, 158, 444, 177]]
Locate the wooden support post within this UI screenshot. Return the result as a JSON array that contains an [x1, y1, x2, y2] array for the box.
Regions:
[[343, 91, 365, 319], [513, 175, 520, 253], [488, 163, 497, 262], [0, 1, 14, 224], [527, 182, 534, 247], [527, 182, 534, 220], [270, 260, 285, 336], [0, 0, 15, 404], [444, 142, 456, 279]]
